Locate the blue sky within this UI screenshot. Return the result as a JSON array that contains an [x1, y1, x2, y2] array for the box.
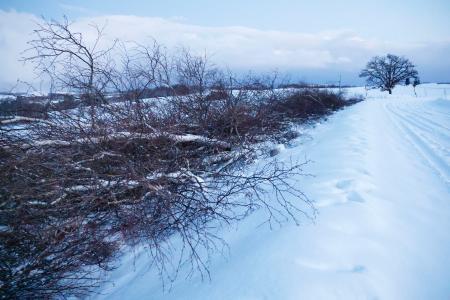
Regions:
[[3, 0, 449, 41], [0, 0, 449, 89]]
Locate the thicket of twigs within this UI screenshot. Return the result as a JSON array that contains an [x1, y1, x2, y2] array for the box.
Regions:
[[0, 18, 361, 299]]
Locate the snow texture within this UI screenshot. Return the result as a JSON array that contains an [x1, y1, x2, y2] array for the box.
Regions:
[[94, 84, 450, 300]]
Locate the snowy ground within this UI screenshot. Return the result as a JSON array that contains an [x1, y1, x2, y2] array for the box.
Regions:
[[95, 84, 450, 300]]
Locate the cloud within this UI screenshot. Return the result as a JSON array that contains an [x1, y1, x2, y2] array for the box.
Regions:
[[58, 3, 92, 15], [0, 10, 42, 90], [74, 15, 377, 69], [0, 10, 449, 90]]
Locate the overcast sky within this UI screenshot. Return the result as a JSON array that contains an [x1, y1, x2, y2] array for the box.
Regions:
[[1, 0, 449, 90]]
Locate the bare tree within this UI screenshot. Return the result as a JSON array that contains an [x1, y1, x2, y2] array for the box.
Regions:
[[111, 41, 171, 101], [22, 16, 118, 130], [359, 54, 418, 94]]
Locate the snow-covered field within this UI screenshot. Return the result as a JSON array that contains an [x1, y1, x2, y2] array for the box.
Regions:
[[95, 84, 450, 300]]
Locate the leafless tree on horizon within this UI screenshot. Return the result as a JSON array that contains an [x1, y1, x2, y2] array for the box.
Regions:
[[359, 54, 419, 94]]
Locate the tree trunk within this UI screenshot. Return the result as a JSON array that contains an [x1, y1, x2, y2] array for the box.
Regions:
[[388, 89, 392, 94]]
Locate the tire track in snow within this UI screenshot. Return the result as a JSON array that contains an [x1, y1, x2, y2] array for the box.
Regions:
[[388, 102, 450, 148], [384, 103, 450, 186], [388, 106, 450, 158], [393, 105, 450, 136]]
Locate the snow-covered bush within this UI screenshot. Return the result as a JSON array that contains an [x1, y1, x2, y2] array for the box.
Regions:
[[0, 17, 360, 299]]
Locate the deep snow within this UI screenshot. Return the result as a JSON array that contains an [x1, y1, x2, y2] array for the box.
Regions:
[[95, 84, 450, 300]]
